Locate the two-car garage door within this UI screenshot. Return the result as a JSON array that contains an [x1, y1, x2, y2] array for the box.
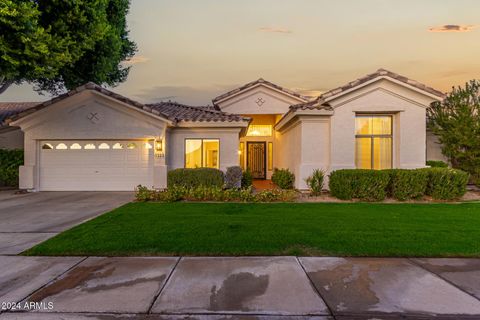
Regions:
[[39, 140, 154, 191]]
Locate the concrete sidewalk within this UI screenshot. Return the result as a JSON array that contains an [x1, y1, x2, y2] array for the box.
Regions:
[[1, 256, 480, 319]]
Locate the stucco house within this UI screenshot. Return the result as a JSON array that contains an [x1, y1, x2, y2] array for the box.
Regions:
[[0, 69, 446, 191]]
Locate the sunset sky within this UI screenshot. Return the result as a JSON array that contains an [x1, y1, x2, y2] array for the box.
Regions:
[[2, 0, 479, 105]]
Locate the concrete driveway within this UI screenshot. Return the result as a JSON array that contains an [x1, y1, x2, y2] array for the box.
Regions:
[[0, 191, 133, 254]]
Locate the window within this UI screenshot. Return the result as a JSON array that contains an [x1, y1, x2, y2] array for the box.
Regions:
[[84, 143, 96, 150], [239, 142, 245, 170], [144, 142, 153, 149], [355, 115, 392, 169], [246, 125, 272, 137], [42, 143, 53, 150], [55, 143, 67, 150], [70, 143, 82, 150], [126, 142, 137, 149], [185, 139, 219, 169], [98, 143, 110, 149], [112, 143, 124, 149], [268, 142, 273, 171]]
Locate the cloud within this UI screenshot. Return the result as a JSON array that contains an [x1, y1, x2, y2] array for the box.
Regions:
[[428, 25, 478, 33], [258, 27, 292, 34], [123, 55, 150, 65], [133, 85, 232, 105]]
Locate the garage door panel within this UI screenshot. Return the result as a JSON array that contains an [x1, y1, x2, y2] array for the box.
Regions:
[[40, 140, 154, 191]]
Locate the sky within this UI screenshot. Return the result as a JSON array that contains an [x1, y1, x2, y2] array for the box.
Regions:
[[2, 0, 479, 105]]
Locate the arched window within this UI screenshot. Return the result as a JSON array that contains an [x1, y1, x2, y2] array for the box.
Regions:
[[112, 143, 124, 149], [84, 143, 96, 150], [144, 142, 153, 149], [98, 143, 110, 149], [127, 142, 137, 149], [55, 143, 68, 150], [42, 143, 53, 150], [70, 143, 82, 150]]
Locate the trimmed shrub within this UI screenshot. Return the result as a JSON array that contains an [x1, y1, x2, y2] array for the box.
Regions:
[[0, 149, 23, 187], [329, 169, 390, 201], [271, 168, 295, 189], [305, 169, 325, 196], [167, 168, 224, 188], [386, 169, 429, 201], [241, 169, 253, 189], [225, 166, 242, 189], [426, 160, 448, 168], [425, 168, 469, 200]]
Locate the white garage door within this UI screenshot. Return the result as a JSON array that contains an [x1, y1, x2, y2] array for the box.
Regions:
[[39, 140, 154, 191]]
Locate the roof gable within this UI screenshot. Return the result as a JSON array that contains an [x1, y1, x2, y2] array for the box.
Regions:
[[212, 78, 308, 106]]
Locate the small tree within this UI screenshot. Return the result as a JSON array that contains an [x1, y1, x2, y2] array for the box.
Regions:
[[427, 80, 480, 182]]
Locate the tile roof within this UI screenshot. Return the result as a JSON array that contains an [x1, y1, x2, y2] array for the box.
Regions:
[[288, 68, 446, 112], [146, 101, 250, 123], [0, 102, 40, 127], [212, 78, 309, 104], [320, 68, 446, 100], [4, 83, 249, 126]]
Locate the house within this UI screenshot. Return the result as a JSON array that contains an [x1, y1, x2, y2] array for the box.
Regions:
[[0, 69, 446, 191]]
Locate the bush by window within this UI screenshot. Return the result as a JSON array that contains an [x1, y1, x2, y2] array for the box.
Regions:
[[167, 168, 224, 188], [329, 169, 390, 201], [425, 168, 469, 200], [385, 169, 429, 201]]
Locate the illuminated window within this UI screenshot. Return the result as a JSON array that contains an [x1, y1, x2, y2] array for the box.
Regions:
[[55, 143, 67, 150], [268, 142, 273, 171], [112, 143, 124, 149], [355, 115, 392, 169], [185, 139, 219, 169], [239, 142, 245, 170], [70, 143, 82, 150], [84, 143, 96, 150], [246, 125, 272, 137], [144, 142, 153, 149], [42, 143, 53, 150], [99, 143, 110, 149], [127, 142, 137, 149]]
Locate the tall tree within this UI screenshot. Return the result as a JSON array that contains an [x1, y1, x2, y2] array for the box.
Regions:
[[0, 0, 136, 95], [428, 80, 480, 181]]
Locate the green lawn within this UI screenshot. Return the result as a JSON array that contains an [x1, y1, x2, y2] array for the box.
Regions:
[[25, 202, 480, 257]]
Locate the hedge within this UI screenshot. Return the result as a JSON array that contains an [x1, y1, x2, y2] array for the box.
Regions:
[[329, 169, 390, 201], [386, 169, 429, 201], [167, 168, 224, 188], [0, 149, 23, 187], [426, 160, 448, 168], [329, 168, 469, 201], [425, 168, 469, 200]]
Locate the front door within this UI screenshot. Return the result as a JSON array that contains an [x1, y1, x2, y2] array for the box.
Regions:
[[247, 142, 266, 179]]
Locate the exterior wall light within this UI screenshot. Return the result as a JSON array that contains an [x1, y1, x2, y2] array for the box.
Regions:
[[155, 138, 164, 157]]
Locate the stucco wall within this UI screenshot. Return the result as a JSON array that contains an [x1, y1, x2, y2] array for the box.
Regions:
[[277, 116, 330, 189], [167, 127, 242, 172], [426, 130, 447, 162], [329, 80, 434, 171], [0, 128, 24, 149]]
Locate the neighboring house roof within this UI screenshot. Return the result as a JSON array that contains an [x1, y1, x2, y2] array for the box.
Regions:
[[0, 102, 40, 127], [5, 82, 249, 126], [146, 101, 250, 123], [212, 78, 309, 105]]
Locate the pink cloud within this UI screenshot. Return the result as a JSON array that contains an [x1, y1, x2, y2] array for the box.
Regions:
[[428, 25, 478, 33], [258, 27, 292, 34]]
